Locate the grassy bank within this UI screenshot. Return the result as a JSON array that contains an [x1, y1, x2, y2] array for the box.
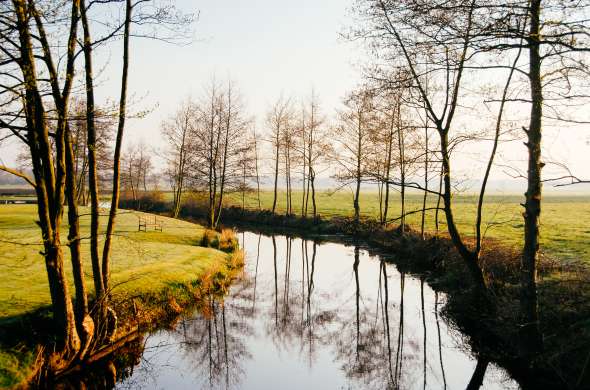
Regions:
[[6, 188, 588, 263], [222, 190, 590, 264], [0, 204, 241, 388]]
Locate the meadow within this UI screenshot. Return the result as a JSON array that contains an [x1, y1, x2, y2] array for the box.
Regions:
[[0, 204, 233, 386], [222, 190, 590, 264], [0, 204, 228, 319]]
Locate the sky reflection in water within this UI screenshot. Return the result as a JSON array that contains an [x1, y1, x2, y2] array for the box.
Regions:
[[116, 231, 520, 390]]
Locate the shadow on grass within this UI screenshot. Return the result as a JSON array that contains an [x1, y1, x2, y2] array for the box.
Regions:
[[0, 306, 54, 387]]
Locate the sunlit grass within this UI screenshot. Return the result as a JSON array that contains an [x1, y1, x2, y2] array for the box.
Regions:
[[0, 204, 238, 387], [0, 204, 228, 318]]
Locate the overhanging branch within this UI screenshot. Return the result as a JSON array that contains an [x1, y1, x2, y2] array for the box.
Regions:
[[0, 164, 36, 188]]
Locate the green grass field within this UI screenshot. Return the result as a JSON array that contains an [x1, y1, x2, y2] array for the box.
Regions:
[[0, 204, 232, 387], [0, 204, 227, 319], [222, 190, 590, 264]]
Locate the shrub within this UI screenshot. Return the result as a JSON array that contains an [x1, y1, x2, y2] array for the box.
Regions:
[[227, 249, 245, 270], [137, 191, 166, 212], [119, 190, 167, 212], [200, 229, 218, 248], [180, 192, 209, 218], [218, 228, 239, 253]]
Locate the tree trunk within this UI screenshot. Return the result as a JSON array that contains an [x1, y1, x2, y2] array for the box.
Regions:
[[33, 0, 90, 336], [354, 112, 362, 224], [520, 0, 544, 358], [65, 130, 90, 320], [435, 167, 443, 235], [285, 137, 292, 216], [306, 93, 317, 218], [65, 129, 94, 357], [272, 132, 280, 214], [378, 178, 384, 223], [207, 100, 219, 229], [253, 130, 262, 210], [80, 0, 104, 299], [383, 111, 394, 225], [310, 168, 317, 218], [301, 114, 307, 217], [440, 131, 487, 290], [421, 119, 428, 238], [214, 86, 232, 228], [13, 0, 80, 355], [44, 242, 81, 354], [397, 101, 406, 233], [102, 0, 132, 295], [466, 357, 490, 390], [172, 126, 186, 218]]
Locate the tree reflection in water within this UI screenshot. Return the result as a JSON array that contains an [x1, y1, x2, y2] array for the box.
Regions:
[[108, 232, 518, 390]]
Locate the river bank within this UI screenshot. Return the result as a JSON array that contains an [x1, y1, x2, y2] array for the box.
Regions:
[[124, 199, 590, 389], [0, 205, 243, 388], [48, 247, 245, 388], [111, 231, 521, 389]]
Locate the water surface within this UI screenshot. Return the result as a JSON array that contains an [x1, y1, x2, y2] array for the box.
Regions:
[[116, 231, 519, 390]]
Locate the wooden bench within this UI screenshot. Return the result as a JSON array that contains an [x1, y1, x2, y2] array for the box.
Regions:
[[2, 199, 37, 204], [138, 214, 162, 232]]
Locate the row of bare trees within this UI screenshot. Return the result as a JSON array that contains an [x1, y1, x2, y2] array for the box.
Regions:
[[265, 92, 332, 218], [350, 0, 590, 360], [164, 83, 429, 231], [162, 80, 255, 226], [121, 142, 155, 202], [0, 0, 191, 373]]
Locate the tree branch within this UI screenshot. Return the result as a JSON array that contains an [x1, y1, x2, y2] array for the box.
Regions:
[[0, 165, 36, 188]]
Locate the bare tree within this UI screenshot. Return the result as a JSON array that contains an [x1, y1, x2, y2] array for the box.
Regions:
[[266, 96, 293, 214], [121, 142, 153, 204], [0, 0, 84, 361], [236, 128, 257, 210], [355, 0, 590, 357], [161, 99, 196, 217], [252, 127, 262, 210], [303, 90, 330, 218], [478, 0, 590, 358], [68, 99, 115, 205], [333, 88, 376, 225], [370, 94, 397, 226], [353, 0, 498, 291], [0, 0, 194, 367], [187, 79, 252, 228]]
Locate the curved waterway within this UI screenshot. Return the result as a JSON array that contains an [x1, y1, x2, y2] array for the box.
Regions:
[[114, 231, 519, 390]]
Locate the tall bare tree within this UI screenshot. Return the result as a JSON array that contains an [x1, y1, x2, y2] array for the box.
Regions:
[[0, 0, 83, 360], [184, 79, 252, 228], [353, 0, 497, 290], [266, 96, 293, 214], [0, 0, 194, 366], [162, 99, 196, 217], [333, 89, 376, 224], [303, 90, 330, 218]]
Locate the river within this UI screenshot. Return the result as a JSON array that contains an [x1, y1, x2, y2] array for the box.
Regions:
[[107, 230, 520, 389]]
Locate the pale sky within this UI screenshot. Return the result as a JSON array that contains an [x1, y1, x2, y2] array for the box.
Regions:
[[1, 0, 362, 164], [1, 0, 588, 193], [111, 0, 362, 147]]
